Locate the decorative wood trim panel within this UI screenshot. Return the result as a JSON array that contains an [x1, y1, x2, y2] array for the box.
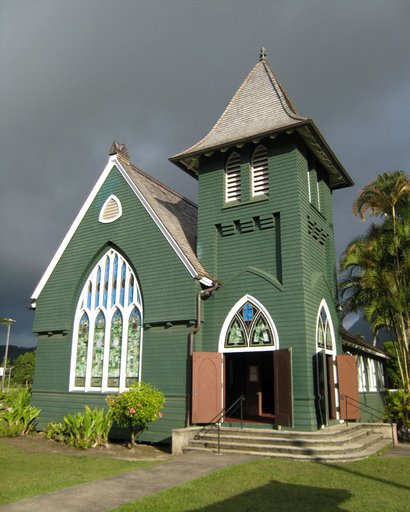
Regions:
[[337, 355, 360, 420], [192, 352, 223, 424]]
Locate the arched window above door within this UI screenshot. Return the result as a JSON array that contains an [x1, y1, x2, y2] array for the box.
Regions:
[[316, 300, 335, 353], [219, 295, 278, 353]]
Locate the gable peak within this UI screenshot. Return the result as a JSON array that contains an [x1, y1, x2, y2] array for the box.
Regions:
[[259, 47, 268, 62], [109, 140, 129, 161]]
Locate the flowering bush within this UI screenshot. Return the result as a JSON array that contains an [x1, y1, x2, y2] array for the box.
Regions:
[[107, 382, 165, 448]]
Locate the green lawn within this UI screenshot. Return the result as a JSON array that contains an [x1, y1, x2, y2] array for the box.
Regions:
[[0, 440, 159, 505], [113, 456, 410, 512]]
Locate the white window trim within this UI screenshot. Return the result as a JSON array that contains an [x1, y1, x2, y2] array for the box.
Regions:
[[357, 356, 367, 392], [31, 155, 210, 304], [218, 294, 279, 353], [376, 360, 385, 390], [367, 358, 377, 391], [315, 299, 339, 419], [98, 194, 122, 223], [307, 170, 312, 203], [69, 249, 143, 393], [315, 299, 336, 355]]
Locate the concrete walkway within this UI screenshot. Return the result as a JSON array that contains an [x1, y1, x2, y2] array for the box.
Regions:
[[0, 451, 256, 512]]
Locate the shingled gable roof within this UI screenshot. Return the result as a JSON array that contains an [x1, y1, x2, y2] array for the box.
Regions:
[[31, 148, 213, 305], [116, 153, 212, 282], [170, 49, 353, 190]]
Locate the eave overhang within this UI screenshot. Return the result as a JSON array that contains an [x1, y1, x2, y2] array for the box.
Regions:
[[170, 119, 354, 190]]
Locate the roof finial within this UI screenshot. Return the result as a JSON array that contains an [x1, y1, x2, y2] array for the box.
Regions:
[[259, 47, 267, 62], [109, 140, 129, 160]]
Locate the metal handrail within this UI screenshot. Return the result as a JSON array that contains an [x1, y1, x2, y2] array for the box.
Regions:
[[194, 395, 245, 453], [340, 394, 386, 422], [340, 394, 395, 447]]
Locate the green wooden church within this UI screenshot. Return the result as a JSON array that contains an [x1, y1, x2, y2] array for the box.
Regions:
[[31, 50, 387, 443]]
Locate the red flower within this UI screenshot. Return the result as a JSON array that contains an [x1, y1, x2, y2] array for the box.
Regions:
[[129, 408, 135, 414], [159, 412, 163, 418]]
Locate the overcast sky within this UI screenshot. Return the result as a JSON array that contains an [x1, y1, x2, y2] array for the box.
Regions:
[[1, 0, 409, 347]]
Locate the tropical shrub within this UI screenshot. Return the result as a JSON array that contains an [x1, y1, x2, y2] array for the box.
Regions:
[[0, 387, 40, 436], [107, 382, 165, 448], [385, 390, 410, 442], [44, 405, 113, 449], [340, 170, 410, 392]]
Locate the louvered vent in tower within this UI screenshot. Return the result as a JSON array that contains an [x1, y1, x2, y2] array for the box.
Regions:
[[225, 152, 241, 202], [99, 195, 122, 223], [252, 145, 269, 196]]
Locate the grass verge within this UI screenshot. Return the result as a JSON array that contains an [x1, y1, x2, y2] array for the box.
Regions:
[[0, 440, 159, 505], [113, 456, 410, 512]]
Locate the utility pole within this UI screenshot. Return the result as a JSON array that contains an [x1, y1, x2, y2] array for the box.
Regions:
[[1, 317, 16, 392]]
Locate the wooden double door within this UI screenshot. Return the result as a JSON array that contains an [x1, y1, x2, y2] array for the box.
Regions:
[[192, 349, 292, 427], [316, 352, 361, 426]]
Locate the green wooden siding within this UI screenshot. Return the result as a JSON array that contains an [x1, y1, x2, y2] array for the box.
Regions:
[[196, 135, 341, 430], [32, 165, 197, 439], [32, 131, 346, 436], [358, 392, 386, 423], [31, 390, 186, 442], [33, 166, 197, 334]]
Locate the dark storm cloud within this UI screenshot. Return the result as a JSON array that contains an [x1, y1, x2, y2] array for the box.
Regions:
[[1, 0, 409, 346]]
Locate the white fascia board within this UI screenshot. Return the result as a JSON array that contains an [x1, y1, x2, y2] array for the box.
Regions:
[[114, 159, 200, 280], [31, 155, 203, 304], [199, 276, 214, 287], [31, 155, 120, 302]]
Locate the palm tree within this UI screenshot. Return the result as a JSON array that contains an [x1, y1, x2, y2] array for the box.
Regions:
[[340, 171, 410, 391], [353, 170, 409, 236]]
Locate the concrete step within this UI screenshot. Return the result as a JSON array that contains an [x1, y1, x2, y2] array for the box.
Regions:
[[186, 437, 391, 462], [195, 427, 372, 448], [183, 423, 393, 461], [189, 433, 384, 457]]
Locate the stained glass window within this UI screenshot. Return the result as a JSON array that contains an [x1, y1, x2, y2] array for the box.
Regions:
[[128, 275, 134, 305], [75, 313, 89, 387], [126, 308, 141, 387], [226, 320, 246, 347], [120, 263, 126, 307], [111, 255, 118, 306], [251, 317, 271, 345], [316, 303, 334, 352], [95, 267, 101, 307], [225, 301, 274, 349], [103, 257, 110, 308], [91, 311, 105, 387], [108, 309, 122, 387], [87, 282, 92, 309], [71, 249, 142, 392]]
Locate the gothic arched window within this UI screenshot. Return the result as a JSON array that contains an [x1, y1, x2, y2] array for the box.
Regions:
[[221, 297, 277, 352], [70, 249, 143, 392], [316, 301, 335, 352]]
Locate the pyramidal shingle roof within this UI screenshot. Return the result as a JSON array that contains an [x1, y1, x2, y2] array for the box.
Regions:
[[174, 51, 306, 158], [171, 49, 353, 189]]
